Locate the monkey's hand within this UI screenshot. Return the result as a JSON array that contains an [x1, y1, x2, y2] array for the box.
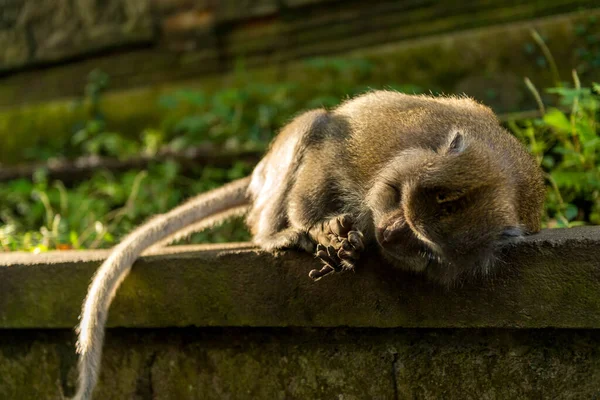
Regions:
[[308, 214, 365, 281]]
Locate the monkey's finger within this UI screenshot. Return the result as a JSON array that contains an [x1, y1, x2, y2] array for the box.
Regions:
[[316, 244, 333, 260], [330, 214, 353, 236], [348, 231, 365, 251], [309, 264, 335, 281], [340, 260, 356, 271], [338, 248, 360, 261], [329, 235, 342, 247], [316, 246, 342, 272], [310, 225, 331, 247], [338, 214, 353, 229], [328, 247, 346, 272], [341, 239, 353, 251], [316, 250, 334, 261], [326, 245, 343, 262]]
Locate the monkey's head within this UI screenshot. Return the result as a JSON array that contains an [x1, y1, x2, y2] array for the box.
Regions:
[[366, 130, 525, 286]]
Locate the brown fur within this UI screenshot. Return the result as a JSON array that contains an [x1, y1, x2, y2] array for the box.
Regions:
[[247, 91, 545, 285]]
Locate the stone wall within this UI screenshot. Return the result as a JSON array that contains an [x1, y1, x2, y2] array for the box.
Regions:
[[4, 328, 600, 399], [0, 0, 598, 106], [1, 227, 600, 398], [1, 9, 600, 165], [0, 0, 152, 70]]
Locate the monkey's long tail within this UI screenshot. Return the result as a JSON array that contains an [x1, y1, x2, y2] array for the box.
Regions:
[[149, 204, 249, 250], [73, 177, 251, 400]]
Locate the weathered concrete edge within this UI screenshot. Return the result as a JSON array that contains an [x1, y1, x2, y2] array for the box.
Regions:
[[1, 227, 599, 329]]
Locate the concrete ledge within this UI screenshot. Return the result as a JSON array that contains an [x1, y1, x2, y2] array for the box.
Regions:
[[1, 227, 600, 329], [2, 227, 600, 399]]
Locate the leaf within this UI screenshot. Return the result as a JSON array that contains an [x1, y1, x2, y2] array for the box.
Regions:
[[158, 94, 179, 109], [103, 232, 114, 243], [583, 137, 600, 150], [546, 87, 592, 107], [554, 218, 569, 228], [542, 108, 571, 132], [70, 231, 80, 249], [574, 117, 596, 142], [32, 245, 49, 254], [542, 155, 555, 169], [177, 90, 207, 106], [550, 171, 585, 191], [174, 115, 210, 136], [564, 204, 579, 221], [552, 170, 600, 192]]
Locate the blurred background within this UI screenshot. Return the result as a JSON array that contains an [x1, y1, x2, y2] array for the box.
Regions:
[[0, 0, 599, 252]]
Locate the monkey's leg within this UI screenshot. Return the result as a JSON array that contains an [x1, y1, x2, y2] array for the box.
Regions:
[[254, 228, 315, 253], [307, 214, 365, 280]]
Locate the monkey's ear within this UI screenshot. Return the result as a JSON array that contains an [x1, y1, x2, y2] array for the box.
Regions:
[[444, 131, 466, 155]]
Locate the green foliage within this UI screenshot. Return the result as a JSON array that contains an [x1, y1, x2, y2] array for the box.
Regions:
[[573, 16, 600, 78], [1, 55, 599, 252], [509, 74, 600, 227], [158, 83, 297, 152], [19, 58, 424, 163], [4, 58, 420, 252], [157, 58, 422, 153], [0, 161, 254, 251]]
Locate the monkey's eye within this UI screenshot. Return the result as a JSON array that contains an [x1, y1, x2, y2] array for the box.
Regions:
[[385, 183, 401, 203], [435, 190, 464, 204], [435, 191, 465, 214], [440, 201, 459, 214]]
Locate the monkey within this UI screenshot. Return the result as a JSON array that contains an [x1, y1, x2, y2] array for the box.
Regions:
[[73, 90, 545, 400]]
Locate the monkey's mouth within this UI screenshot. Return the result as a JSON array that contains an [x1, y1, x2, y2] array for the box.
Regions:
[[380, 242, 441, 264], [375, 223, 444, 271]]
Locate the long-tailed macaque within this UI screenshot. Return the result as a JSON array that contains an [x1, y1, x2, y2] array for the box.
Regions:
[[73, 91, 545, 399]]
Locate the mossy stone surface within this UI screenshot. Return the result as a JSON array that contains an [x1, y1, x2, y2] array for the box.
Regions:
[[1, 227, 600, 330], [2, 328, 600, 399]]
